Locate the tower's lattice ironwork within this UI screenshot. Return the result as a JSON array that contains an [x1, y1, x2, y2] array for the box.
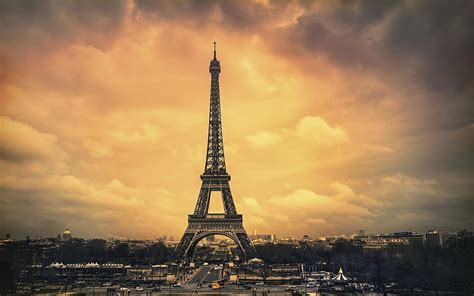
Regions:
[[174, 43, 258, 262]]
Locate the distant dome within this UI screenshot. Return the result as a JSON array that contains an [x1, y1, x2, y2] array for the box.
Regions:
[[63, 229, 72, 241]]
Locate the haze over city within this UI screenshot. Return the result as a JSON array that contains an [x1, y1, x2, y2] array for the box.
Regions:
[[1, 0, 473, 240]]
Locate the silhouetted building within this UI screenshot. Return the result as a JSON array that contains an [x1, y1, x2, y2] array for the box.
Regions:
[[425, 230, 441, 248], [440, 232, 457, 247], [393, 232, 423, 245], [62, 229, 72, 241], [249, 234, 275, 244], [359, 232, 422, 250]]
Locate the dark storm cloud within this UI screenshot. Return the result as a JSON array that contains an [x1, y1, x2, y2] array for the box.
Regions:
[[133, 0, 292, 29], [2, 0, 471, 92], [383, 0, 474, 92], [330, 0, 398, 28], [0, 0, 128, 50], [277, 0, 474, 92], [133, 0, 474, 94], [269, 0, 474, 134], [275, 13, 379, 67]]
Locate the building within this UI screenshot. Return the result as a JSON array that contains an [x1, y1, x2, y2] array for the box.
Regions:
[[363, 235, 409, 250], [358, 232, 422, 250], [314, 238, 330, 249], [249, 234, 275, 244], [393, 232, 423, 245], [425, 230, 458, 248], [249, 229, 275, 244], [440, 232, 457, 247], [425, 230, 442, 248], [62, 229, 72, 241]]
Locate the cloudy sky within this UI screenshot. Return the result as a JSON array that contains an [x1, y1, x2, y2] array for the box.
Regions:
[[0, 0, 473, 240]]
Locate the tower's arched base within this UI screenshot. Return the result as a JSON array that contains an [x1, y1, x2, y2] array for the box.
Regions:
[[174, 214, 258, 262]]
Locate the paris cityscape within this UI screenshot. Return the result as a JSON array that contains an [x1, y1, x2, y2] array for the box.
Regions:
[[1, 227, 473, 295], [1, 0, 473, 295]]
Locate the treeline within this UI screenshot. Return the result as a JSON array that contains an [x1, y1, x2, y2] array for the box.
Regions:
[[57, 239, 173, 265], [256, 239, 363, 265], [5, 240, 174, 266], [256, 237, 474, 294]]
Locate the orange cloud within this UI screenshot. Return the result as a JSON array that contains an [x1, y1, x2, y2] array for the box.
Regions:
[[1, 0, 472, 239]]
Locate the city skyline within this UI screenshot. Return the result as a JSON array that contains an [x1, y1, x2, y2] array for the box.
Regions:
[[1, 0, 473, 240], [8, 227, 465, 243]]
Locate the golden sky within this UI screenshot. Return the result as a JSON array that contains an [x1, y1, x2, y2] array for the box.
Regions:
[[1, 0, 473, 239]]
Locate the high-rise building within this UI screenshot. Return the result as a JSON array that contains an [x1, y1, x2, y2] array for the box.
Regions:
[[425, 230, 441, 248]]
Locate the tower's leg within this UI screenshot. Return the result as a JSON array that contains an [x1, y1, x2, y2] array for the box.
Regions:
[[236, 232, 259, 260], [174, 225, 259, 263], [173, 232, 195, 262]]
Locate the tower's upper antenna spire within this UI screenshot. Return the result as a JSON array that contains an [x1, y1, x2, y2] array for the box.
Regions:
[[213, 42, 217, 59], [209, 41, 221, 73]]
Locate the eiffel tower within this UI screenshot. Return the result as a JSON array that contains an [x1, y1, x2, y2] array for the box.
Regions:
[[174, 43, 258, 262]]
